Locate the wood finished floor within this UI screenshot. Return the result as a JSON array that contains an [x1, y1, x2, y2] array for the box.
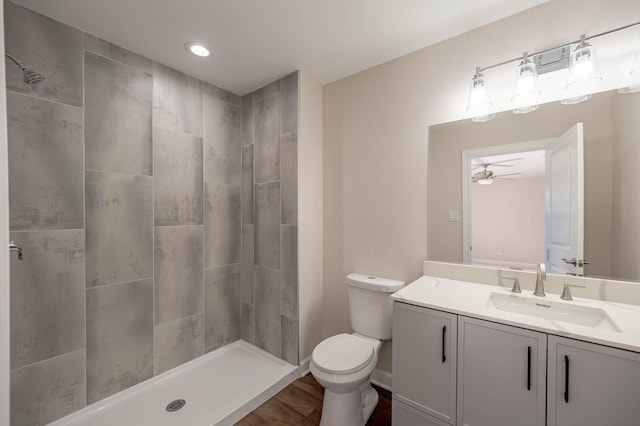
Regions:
[[235, 374, 391, 425]]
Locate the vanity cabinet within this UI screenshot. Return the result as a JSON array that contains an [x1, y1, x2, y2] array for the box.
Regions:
[[393, 303, 458, 425], [547, 335, 640, 426], [457, 316, 547, 426]]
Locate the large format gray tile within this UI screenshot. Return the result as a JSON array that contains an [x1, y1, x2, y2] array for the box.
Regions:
[[254, 182, 280, 269], [281, 131, 298, 225], [204, 264, 241, 352], [254, 94, 280, 184], [241, 302, 254, 344], [154, 225, 203, 325], [280, 72, 298, 134], [154, 127, 203, 226], [281, 226, 298, 319], [11, 349, 85, 426], [152, 62, 203, 136], [241, 94, 253, 146], [85, 171, 153, 287], [254, 266, 281, 357], [154, 314, 203, 375], [241, 225, 254, 304], [86, 279, 153, 404], [5, 2, 83, 106], [204, 95, 241, 185], [281, 316, 299, 365], [242, 144, 254, 224], [10, 230, 85, 369], [204, 183, 241, 268], [84, 34, 152, 74], [253, 80, 280, 101], [7, 92, 83, 231], [85, 52, 152, 175], [204, 83, 240, 107]]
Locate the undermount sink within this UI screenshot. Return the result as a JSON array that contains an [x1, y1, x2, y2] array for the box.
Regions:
[[486, 292, 621, 332]]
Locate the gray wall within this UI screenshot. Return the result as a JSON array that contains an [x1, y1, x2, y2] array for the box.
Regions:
[[240, 74, 299, 365], [5, 2, 298, 425]]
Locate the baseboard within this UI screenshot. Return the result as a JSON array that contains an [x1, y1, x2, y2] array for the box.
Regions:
[[298, 355, 312, 377], [371, 368, 392, 392]]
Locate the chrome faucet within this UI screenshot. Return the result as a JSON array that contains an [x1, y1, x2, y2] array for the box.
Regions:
[[534, 263, 546, 296]]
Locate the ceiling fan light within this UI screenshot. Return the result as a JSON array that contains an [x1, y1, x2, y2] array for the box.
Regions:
[[478, 178, 494, 185]]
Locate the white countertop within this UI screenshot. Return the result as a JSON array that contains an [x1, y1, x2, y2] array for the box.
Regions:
[[392, 275, 640, 353]]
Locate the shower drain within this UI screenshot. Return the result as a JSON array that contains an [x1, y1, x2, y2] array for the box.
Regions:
[[166, 399, 186, 412]]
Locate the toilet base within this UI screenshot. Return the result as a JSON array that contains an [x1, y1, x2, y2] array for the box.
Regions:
[[319, 382, 379, 426]]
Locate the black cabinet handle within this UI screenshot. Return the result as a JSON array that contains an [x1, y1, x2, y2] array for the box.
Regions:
[[442, 326, 446, 363], [527, 346, 532, 391], [564, 355, 570, 403]]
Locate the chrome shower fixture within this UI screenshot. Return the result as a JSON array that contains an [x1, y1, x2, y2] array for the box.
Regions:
[[5, 51, 45, 85]]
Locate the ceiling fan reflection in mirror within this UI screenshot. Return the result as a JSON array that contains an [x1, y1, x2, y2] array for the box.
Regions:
[[471, 158, 522, 185]]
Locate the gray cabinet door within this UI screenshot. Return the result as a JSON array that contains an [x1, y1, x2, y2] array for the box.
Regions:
[[547, 335, 640, 426], [393, 400, 451, 426], [393, 302, 457, 425], [457, 316, 546, 426]]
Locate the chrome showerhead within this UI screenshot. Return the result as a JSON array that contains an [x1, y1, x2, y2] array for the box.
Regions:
[[22, 68, 45, 85], [5, 51, 45, 85]]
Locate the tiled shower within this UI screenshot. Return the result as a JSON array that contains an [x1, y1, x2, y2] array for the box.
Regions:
[[5, 1, 299, 424]]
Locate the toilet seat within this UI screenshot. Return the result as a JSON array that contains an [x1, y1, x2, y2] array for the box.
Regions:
[[312, 333, 375, 375]]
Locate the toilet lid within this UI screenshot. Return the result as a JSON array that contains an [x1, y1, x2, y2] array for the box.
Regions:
[[312, 334, 375, 375]]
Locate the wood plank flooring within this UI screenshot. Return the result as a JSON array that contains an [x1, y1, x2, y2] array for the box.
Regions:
[[235, 374, 392, 425]]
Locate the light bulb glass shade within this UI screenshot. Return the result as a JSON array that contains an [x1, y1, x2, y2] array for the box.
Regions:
[[478, 178, 493, 185], [513, 104, 539, 114], [466, 69, 492, 114], [565, 39, 602, 90], [561, 94, 591, 105], [471, 113, 495, 123], [631, 49, 640, 76], [511, 58, 541, 102]]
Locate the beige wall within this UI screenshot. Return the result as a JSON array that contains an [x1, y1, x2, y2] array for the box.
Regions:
[[322, 0, 640, 373], [472, 177, 545, 266], [612, 91, 640, 280], [299, 73, 324, 362]]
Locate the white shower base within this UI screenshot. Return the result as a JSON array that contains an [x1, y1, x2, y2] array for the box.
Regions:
[[49, 341, 298, 426]]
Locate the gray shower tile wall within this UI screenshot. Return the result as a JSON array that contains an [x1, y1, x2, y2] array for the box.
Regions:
[[6, 3, 299, 423], [86, 279, 154, 404], [152, 62, 203, 136], [6, 2, 249, 423], [10, 350, 86, 426], [154, 314, 204, 375], [154, 225, 203, 325], [9, 230, 85, 369], [204, 264, 242, 352], [240, 72, 299, 363], [85, 171, 153, 287], [4, 1, 83, 106], [7, 91, 84, 231], [153, 127, 204, 225], [84, 51, 152, 175]]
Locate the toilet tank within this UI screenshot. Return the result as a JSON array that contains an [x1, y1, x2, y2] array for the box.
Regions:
[[346, 273, 405, 340]]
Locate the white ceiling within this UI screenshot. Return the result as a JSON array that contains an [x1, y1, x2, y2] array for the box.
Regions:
[[12, 0, 549, 95]]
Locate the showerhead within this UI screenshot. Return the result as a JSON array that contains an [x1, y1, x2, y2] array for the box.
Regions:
[[5, 51, 45, 85]]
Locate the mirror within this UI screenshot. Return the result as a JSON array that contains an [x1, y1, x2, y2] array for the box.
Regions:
[[428, 89, 640, 282]]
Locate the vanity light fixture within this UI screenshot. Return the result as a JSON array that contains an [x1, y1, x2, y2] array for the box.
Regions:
[[184, 42, 210, 57], [466, 67, 495, 122], [466, 21, 640, 122], [564, 35, 602, 91]]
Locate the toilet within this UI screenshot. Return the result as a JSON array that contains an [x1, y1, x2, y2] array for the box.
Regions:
[[310, 273, 405, 426]]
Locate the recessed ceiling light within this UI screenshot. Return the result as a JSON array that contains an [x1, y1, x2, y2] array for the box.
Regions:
[[184, 42, 210, 57]]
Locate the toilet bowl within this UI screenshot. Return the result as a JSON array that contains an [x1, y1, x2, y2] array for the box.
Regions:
[[310, 273, 405, 426]]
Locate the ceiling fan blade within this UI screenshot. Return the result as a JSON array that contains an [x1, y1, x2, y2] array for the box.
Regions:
[[493, 172, 521, 178], [493, 177, 514, 181], [481, 157, 524, 165]]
